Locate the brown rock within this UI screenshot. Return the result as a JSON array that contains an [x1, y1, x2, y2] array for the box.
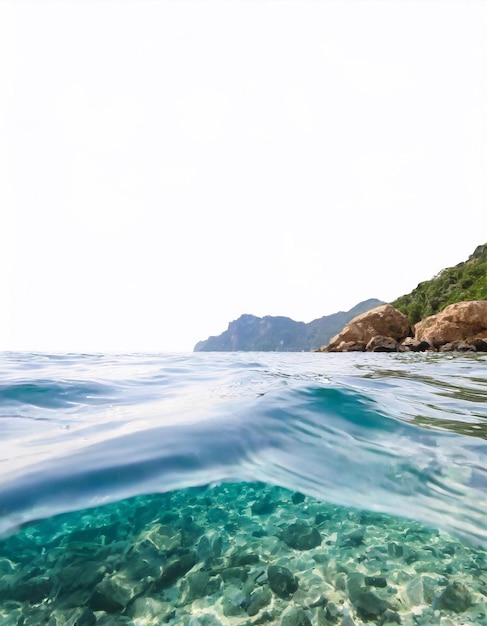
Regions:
[[335, 341, 366, 352], [414, 301, 487, 348], [470, 337, 487, 352], [439, 341, 476, 353], [321, 305, 410, 352], [438, 342, 455, 352], [401, 337, 431, 352], [365, 336, 399, 352]]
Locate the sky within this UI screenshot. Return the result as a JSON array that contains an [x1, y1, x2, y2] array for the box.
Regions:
[[1, 1, 486, 353]]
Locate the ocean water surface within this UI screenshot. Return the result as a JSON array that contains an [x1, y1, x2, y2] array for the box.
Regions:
[[0, 351, 486, 625]]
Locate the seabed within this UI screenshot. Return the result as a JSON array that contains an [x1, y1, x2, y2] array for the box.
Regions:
[[0, 482, 486, 626]]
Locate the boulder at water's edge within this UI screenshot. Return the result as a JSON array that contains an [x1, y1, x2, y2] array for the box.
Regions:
[[320, 300, 487, 352], [320, 304, 410, 352], [414, 300, 487, 348]]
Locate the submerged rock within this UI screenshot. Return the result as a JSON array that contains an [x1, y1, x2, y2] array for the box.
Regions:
[[280, 523, 322, 550], [153, 551, 197, 590], [73, 609, 97, 626], [324, 601, 341, 623], [246, 586, 272, 616], [180, 516, 204, 546], [353, 590, 391, 619], [281, 606, 313, 626], [49, 608, 97, 626], [229, 548, 260, 567], [207, 507, 228, 523], [402, 576, 425, 607], [196, 531, 223, 561], [364, 575, 387, 588], [187, 570, 210, 599], [381, 608, 401, 624], [267, 565, 299, 598], [222, 586, 248, 617], [89, 574, 134, 613], [219, 566, 248, 583], [187, 613, 224, 626], [95, 615, 133, 625], [127, 597, 172, 621], [291, 492, 306, 504], [9, 575, 53, 604], [388, 542, 404, 558], [55, 561, 106, 593], [341, 529, 365, 547], [251, 494, 276, 515], [347, 572, 366, 602], [147, 524, 182, 553], [435, 581, 473, 612]]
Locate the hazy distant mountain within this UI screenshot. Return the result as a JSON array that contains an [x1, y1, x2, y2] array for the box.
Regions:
[[193, 299, 384, 352]]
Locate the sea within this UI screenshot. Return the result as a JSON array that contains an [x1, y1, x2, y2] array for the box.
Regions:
[[0, 351, 486, 626]]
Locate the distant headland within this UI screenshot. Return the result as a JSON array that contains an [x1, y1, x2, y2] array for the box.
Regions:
[[194, 244, 487, 353], [193, 299, 384, 352]]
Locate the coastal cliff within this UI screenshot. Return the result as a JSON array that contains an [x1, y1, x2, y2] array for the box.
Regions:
[[195, 243, 486, 353], [320, 243, 487, 353]]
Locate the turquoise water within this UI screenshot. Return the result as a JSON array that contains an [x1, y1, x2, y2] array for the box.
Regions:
[[0, 352, 486, 625]]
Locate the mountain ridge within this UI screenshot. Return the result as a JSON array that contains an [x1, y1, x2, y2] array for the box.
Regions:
[[195, 243, 486, 352], [193, 298, 384, 352]]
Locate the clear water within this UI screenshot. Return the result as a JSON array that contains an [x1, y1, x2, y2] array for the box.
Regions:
[[0, 352, 486, 625]]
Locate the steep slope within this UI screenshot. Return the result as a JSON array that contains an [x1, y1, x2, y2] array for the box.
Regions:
[[194, 299, 384, 352], [392, 243, 487, 324]]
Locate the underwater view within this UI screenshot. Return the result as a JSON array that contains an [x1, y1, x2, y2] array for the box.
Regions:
[[0, 351, 486, 626]]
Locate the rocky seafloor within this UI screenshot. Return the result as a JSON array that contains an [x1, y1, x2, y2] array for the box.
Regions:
[[0, 482, 486, 626]]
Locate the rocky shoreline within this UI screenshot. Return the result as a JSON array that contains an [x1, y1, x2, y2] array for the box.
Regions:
[[319, 301, 487, 353], [0, 482, 486, 626]]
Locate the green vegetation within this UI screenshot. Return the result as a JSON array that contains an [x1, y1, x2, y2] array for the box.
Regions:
[[392, 244, 487, 325]]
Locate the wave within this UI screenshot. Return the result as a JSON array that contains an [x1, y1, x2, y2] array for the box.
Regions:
[[0, 352, 486, 546]]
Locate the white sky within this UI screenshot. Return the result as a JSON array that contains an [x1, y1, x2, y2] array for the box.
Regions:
[[1, 0, 486, 353]]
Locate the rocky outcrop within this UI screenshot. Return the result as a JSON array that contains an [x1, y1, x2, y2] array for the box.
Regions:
[[401, 337, 431, 352], [414, 300, 487, 348], [365, 336, 400, 352], [320, 304, 410, 352], [320, 301, 487, 353], [392, 242, 487, 324]]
